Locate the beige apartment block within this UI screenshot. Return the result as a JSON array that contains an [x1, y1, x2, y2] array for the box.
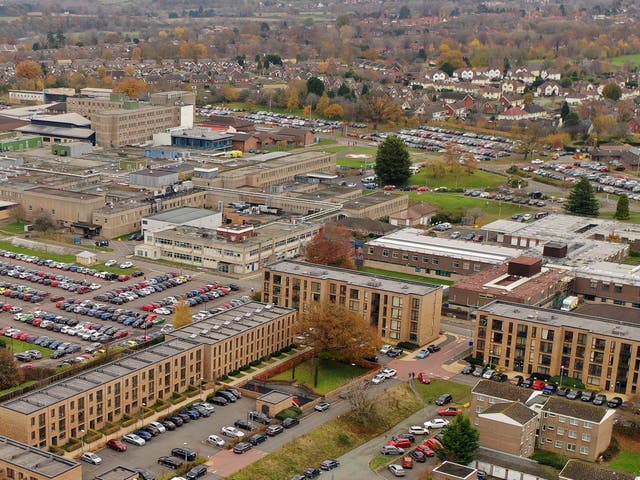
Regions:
[[262, 259, 443, 345], [473, 301, 640, 395], [66, 95, 126, 120], [22, 187, 104, 226], [0, 435, 80, 480]]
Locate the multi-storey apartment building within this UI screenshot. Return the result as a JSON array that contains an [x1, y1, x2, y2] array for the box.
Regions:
[[262, 260, 443, 345], [0, 435, 80, 480], [0, 302, 295, 449], [471, 380, 614, 462], [473, 301, 640, 395], [363, 228, 523, 281]]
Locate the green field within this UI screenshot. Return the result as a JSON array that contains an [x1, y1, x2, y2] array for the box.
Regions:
[[2, 338, 53, 356], [404, 192, 532, 225], [0, 221, 29, 234], [611, 54, 640, 67], [359, 266, 454, 286], [271, 358, 368, 394], [609, 450, 640, 474], [414, 378, 472, 405], [0, 241, 76, 263], [409, 169, 506, 190]]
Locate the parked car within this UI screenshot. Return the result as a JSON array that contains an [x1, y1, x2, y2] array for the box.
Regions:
[[157, 456, 183, 469], [314, 401, 331, 412], [123, 433, 145, 446], [607, 397, 623, 408], [472, 366, 485, 377], [566, 390, 583, 400], [402, 456, 414, 469], [416, 349, 430, 359], [417, 372, 431, 384], [80, 452, 102, 464], [248, 433, 268, 446], [266, 424, 284, 436], [248, 410, 272, 424], [556, 387, 570, 397], [206, 434, 225, 447], [282, 417, 300, 428], [107, 439, 127, 452], [232, 442, 252, 454], [381, 367, 397, 378], [381, 445, 405, 456], [388, 438, 412, 449], [531, 380, 546, 390], [543, 384, 558, 395], [221, 426, 245, 438], [581, 391, 596, 402], [388, 464, 406, 477], [409, 425, 429, 435], [409, 449, 427, 462], [435, 393, 453, 406], [234, 419, 258, 431], [319, 459, 340, 471], [461, 365, 474, 375], [185, 465, 207, 480], [438, 407, 462, 416], [303, 467, 321, 478], [593, 394, 608, 406], [424, 418, 449, 429], [171, 447, 196, 461], [482, 369, 496, 379]]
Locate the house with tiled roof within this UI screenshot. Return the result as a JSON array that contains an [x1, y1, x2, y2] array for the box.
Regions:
[[559, 460, 636, 480]]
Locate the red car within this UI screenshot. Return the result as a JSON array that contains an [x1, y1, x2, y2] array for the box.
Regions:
[[107, 439, 127, 452], [50, 295, 64, 302], [113, 330, 129, 339], [417, 372, 431, 384], [438, 407, 462, 416], [415, 444, 436, 456], [532, 380, 546, 390], [1, 304, 12, 311], [402, 456, 414, 469], [388, 437, 412, 449], [424, 438, 443, 450]]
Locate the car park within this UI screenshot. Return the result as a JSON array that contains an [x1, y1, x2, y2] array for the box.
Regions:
[[388, 464, 406, 477]]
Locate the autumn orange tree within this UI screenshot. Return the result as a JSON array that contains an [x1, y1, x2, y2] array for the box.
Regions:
[[297, 302, 381, 364], [173, 300, 192, 329], [304, 223, 356, 269], [16, 60, 42, 80], [114, 78, 148, 99]]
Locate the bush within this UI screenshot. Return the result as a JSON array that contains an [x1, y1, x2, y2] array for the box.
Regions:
[[601, 437, 620, 461], [228, 369, 241, 377], [84, 429, 102, 443], [271, 351, 283, 358], [239, 364, 251, 372], [49, 446, 65, 456], [282, 345, 293, 353], [531, 449, 568, 469], [275, 406, 302, 421], [217, 374, 229, 381], [99, 422, 120, 436], [464, 355, 483, 366], [547, 375, 584, 389], [249, 360, 261, 367], [397, 341, 419, 351]]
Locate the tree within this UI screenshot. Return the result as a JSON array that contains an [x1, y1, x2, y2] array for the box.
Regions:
[[34, 212, 55, 232], [565, 178, 599, 217], [324, 103, 344, 119], [305, 223, 356, 269], [307, 76, 325, 96], [345, 382, 385, 431], [614, 194, 630, 220], [296, 302, 381, 365], [287, 88, 300, 111], [15, 60, 42, 80], [114, 78, 147, 99], [357, 93, 402, 129], [375, 136, 411, 187], [466, 208, 484, 226], [0, 348, 19, 390], [602, 82, 622, 101], [436, 415, 480, 465], [173, 300, 192, 329], [316, 92, 330, 114], [398, 5, 411, 19]]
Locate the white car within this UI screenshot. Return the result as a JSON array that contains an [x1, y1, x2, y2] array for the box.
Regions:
[[409, 425, 429, 435], [153, 307, 171, 315], [207, 434, 225, 447], [380, 344, 392, 354], [482, 369, 496, 379], [381, 368, 397, 378], [104, 260, 117, 267], [149, 421, 166, 433], [197, 402, 215, 413], [221, 426, 245, 438], [424, 418, 450, 429], [371, 373, 386, 385], [80, 452, 102, 464], [120, 261, 134, 269], [89, 283, 101, 290], [123, 433, 145, 446]]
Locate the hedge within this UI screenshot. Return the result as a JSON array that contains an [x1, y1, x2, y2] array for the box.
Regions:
[[99, 422, 120, 436], [397, 341, 419, 351], [84, 429, 102, 443], [531, 449, 568, 469], [239, 364, 251, 372], [275, 406, 302, 421]]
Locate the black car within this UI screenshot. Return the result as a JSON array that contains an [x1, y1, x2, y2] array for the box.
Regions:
[[427, 344, 441, 353], [133, 468, 155, 480], [248, 433, 268, 446], [216, 390, 237, 402], [171, 447, 196, 461], [185, 465, 207, 480], [409, 449, 427, 462], [565, 389, 583, 400], [304, 467, 321, 478], [249, 411, 273, 424], [593, 394, 607, 406], [233, 442, 252, 454], [607, 397, 623, 408], [159, 420, 176, 431], [319, 459, 339, 471], [387, 348, 403, 358], [581, 391, 596, 402], [234, 419, 258, 431], [168, 416, 184, 426], [282, 417, 300, 429], [157, 456, 183, 469], [225, 387, 242, 398], [435, 393, 453, 406], [208, 395, 228, 406], [491, 373, 509, 382], [266, 424, 284, 436]]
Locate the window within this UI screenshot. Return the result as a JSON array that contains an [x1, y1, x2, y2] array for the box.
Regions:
[[392, 251, 399, 258], [582, 433, 591, 442], [567, 443, 576, 452], [568, 430, 577, 439], [583, 421, 592, 429], [580, 446, 589, 455], [569, 418, 578, 426], [382, 250, 389, 257], [557, 427, 564, 435], [555, 440, 563, 449]]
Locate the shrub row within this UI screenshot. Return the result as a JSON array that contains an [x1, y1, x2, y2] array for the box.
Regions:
[[275, 406, 302, 421], [396, 341, 419, 351], [531, 449, 568, 469]]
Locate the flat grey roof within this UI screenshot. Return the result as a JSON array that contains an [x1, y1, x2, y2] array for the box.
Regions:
[[2, 339, 199, 414], [479, 300, 640, 342], [146, 207, 217, 224], [0, 435, 79, 477], [267, 259, 442, 296], [15, 124, 95, 139], [172, 128, 233, 141], [130, 169, 177, 178], [94, 465, 139, 480], [258, 390, 292, 404], [367, 228, 522, 264], [168, 301, 295, 345], [575, 261, 640, 287]]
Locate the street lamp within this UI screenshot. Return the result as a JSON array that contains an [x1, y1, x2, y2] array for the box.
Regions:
[[559, 365, 566, 388], [199, 377, 204, 399], [182, 442, 189, 461], [79, 429, 85, 454], [139, 402, 146, 428]]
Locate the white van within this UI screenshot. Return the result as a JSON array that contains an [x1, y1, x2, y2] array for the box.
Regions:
[[361, 175, 377, 183]]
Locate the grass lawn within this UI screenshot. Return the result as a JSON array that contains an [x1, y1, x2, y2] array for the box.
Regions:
[[610, 450, 640, 474], [0, 221, 29, 234], [404, 192, 532, 225], [600, 209, 640, 224], [409, 169, 506, 190], [414, 379, 472, 406], [611, 54, 640, 66], [359, 266, 454, 286], [228, 383, 423, 480], [271, 359, 369, 394], [0, 241, 77, 263], [2, 337, 53, 356], [0, 380, 37, 397]]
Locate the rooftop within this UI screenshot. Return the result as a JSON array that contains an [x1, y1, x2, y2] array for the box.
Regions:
[[2, 339, 199, 414], [267, 259, 442, 296], [27, 187, 103, 201], [367, 228, 522, 264], [542, 396, 612, 423], [15, 124, 95, 139], [472, 380, 535, 404], [0, 435, 79, 477], [94, 466, 139, 480], [479, 300, 640, 341], [146, 207, 218, 224], [479, 401, 538, 425], [575, 261, 640, 287], [433, 461, 476, 479], [258, 390, 292, 404], [172, 128, 233, 141], [168, 301, 295, 345], [559, 460, 637, 480], [131, 168, 178, 178]]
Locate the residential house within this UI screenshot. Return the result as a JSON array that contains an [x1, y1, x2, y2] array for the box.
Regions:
[[389, 203, 438, 227]]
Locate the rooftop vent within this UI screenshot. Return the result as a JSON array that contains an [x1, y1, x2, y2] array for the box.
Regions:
[[201, 329, 209, 335], [244, 312, 251, 317], [234, 316, 241, 322], [255, 308, 263, 314], [265, 304, 273, 309], [212, 325, 220, 330], [223, 321, 231, 326], [189, 333, 197, 338]]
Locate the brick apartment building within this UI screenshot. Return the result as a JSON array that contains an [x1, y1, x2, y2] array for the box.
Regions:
[[363, 228, 522, 281], [471, 380, 614, 462], [573, 261, 640, 308], [473, 301, 640, 395], [262, 259, 443, 345], [0, 302, 295, 448]]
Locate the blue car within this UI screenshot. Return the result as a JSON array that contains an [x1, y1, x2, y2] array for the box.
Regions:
[[181, 409, 201, 420], [133, 429, 152, 441], [416, 349, 430, 359]]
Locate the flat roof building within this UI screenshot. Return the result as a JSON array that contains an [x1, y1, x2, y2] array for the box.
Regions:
[[142, 206, 222, 232], [0, 435, 80, 480], [573, 261, 640, 309], [263, 259, 443, 345], [473, 300, 640, 395], [364, 228, 523, 281]]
